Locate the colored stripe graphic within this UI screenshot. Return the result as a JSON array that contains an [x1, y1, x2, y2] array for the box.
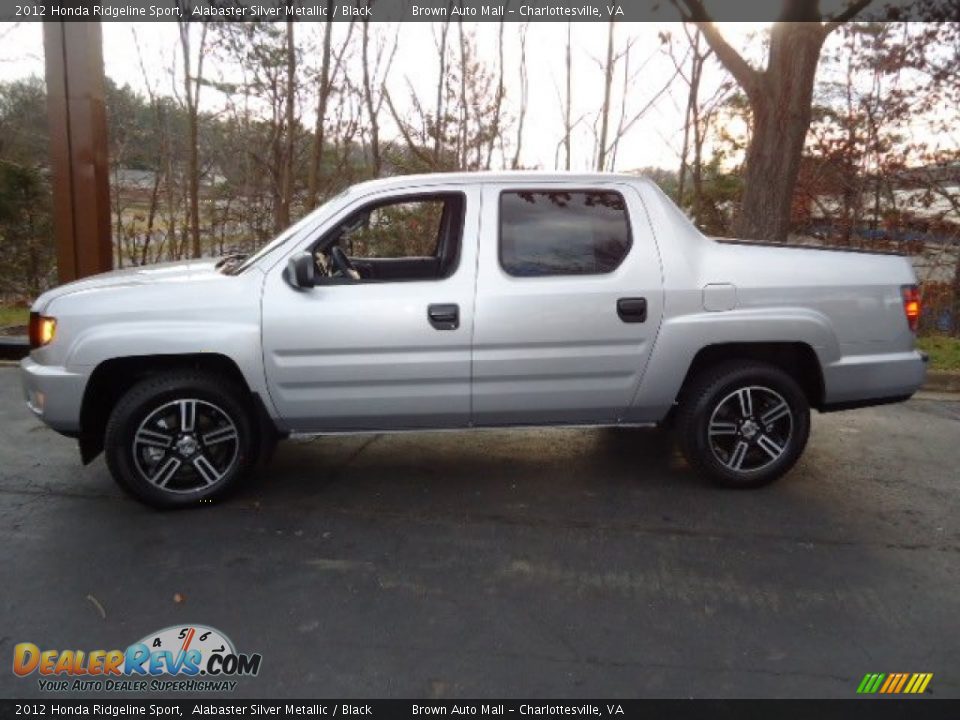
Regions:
[[904, 674, 919, 693], [856, 672, 932, 694], [856, 674, 874, 693]]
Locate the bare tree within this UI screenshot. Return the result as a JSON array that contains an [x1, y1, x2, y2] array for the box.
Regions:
[[306, 8, 355, 208], [595, 20, 616, 171], [457, 19, 469, 169], [307, 1, 335, 208], [277, 9, 297, 229], [511, 23, 528, 169], [563, 23, 572, 170], [177, 15, 209, 258], [485, 17, 507, 169], [385, 24, 510, 173], [591, 29, 679, 172], [360, 13, 398, 177], [672, 0, 873, 241], [669, 25, 732, 224]]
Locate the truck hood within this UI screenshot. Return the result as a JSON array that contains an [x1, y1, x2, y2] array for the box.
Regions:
[[32, 259, 223, 312]]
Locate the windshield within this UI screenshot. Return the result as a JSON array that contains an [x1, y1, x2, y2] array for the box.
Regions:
[[231, 187, 352, 274]]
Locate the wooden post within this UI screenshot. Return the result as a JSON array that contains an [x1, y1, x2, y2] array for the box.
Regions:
[[43, 21, 112, 283]]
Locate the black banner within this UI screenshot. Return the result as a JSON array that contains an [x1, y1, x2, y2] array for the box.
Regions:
[[1, 0, 955, 23], [2, 700, 960, 720]]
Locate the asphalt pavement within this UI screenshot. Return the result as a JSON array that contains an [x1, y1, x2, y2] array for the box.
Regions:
[[1, 366, 958, 699]]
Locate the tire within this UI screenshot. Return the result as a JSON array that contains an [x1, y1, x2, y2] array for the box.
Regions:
[[676, 361, 810, 489], [104, 371, 257, 509]]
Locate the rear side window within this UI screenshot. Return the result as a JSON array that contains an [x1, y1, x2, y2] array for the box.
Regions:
[[499, 190, 631, 277]]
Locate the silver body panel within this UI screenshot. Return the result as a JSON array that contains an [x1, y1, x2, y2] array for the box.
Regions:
[[22, 171, 925, 437], [261, 183, 480, 431], [470, 181, 664, 425]]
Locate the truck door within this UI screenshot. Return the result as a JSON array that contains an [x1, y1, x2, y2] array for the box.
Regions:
[[471, 182, 663, 425], [261, 186, 479, 431]]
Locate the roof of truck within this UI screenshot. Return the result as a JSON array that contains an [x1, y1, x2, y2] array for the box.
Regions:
[[350, 170, 652, 192]]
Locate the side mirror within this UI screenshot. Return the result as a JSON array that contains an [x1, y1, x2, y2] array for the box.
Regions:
[[286, 252, 316, 289]]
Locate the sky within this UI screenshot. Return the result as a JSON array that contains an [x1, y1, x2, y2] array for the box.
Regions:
[[1, 21, 770, 172]]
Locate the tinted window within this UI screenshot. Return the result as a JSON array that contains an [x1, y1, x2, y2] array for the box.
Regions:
[[342, 198, 445, 259], [499, 190, 630, 277]]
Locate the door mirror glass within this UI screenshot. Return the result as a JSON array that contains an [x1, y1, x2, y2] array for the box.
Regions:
[[286, 252, 316, 289]]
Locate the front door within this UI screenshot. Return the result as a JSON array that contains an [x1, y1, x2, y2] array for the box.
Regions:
[[471, 182, 664, 425], [262, 187, 478, 432]]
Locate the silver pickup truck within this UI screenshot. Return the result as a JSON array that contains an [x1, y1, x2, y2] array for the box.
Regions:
[[21, 172, 926, 508]]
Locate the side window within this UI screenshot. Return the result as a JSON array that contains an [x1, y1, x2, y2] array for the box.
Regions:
[[499, 190, 631, 277], [343, 198, 446, 259], [317, 193, 464, 282]]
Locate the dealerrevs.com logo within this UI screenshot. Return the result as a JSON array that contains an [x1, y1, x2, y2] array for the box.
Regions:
[[13, 624, 262, 693]]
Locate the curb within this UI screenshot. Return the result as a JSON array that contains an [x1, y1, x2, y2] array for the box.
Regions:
[[924, 370, 960, 394], [0, 336, 28, 361]]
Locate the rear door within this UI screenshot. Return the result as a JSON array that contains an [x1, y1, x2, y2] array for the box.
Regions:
[[471, 182, 663, 425]]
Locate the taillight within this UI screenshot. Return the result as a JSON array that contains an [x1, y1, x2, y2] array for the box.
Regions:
[[28, 312, 57, 349], [901, 285, 920, 333]]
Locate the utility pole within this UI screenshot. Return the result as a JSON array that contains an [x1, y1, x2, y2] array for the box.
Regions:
[[43, 21, 112, 282]]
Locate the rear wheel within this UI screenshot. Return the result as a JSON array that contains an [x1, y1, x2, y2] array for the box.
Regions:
[[676, 362, 810, 488], [104, 372, 256, 508]]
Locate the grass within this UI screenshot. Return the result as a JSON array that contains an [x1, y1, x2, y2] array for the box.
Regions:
[[0, 305, 29, 328], [917, 335, 960, 372]]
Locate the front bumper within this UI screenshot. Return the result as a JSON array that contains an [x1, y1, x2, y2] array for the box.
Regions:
[[20, 356, 87, 433]]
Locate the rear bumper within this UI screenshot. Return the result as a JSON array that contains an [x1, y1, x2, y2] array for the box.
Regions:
[[821, 349, 926, 408], [20, 357, 87, 433]]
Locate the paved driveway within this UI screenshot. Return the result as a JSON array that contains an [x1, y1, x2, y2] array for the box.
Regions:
[[1, 367, 958, 699]]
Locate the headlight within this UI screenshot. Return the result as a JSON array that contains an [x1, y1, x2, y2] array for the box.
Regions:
[[28, 312, 57, 349]]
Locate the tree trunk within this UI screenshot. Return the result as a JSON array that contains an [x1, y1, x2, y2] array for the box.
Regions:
[[734, 23, 824, 242], [595, 20, 615, 172], [164, 162, 177, 261], [668, 2, 879, 241], [458, 21, 468, 169], [141, 170, 160, 265], [278, 15, 296, 229], [511, 25, 528, 170], [677, 102, 690, 205], [686, 31, 705, 221], [486, 18, 505, 170], [112, 165, 124, 269], [563, 23, 572, 171], [361, 18, 381, 177], [187, 108, 200, 257], [179, 21, 207, 259], [307, 1, 334, 208]]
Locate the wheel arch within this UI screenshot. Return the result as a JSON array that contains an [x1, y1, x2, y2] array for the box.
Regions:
[[78, 353, 278, 465], [674, 342, 825, 411]]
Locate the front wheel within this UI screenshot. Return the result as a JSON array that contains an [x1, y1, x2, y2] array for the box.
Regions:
[[676, 362, 810, 488], [104, 372, 256, 509]]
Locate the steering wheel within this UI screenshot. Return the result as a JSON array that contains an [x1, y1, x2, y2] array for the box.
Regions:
[[330, 246, 361, 281]]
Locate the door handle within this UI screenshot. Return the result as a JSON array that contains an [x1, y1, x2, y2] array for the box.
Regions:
[[428, 303, 459, 330], [617, 297, 647, 323]]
